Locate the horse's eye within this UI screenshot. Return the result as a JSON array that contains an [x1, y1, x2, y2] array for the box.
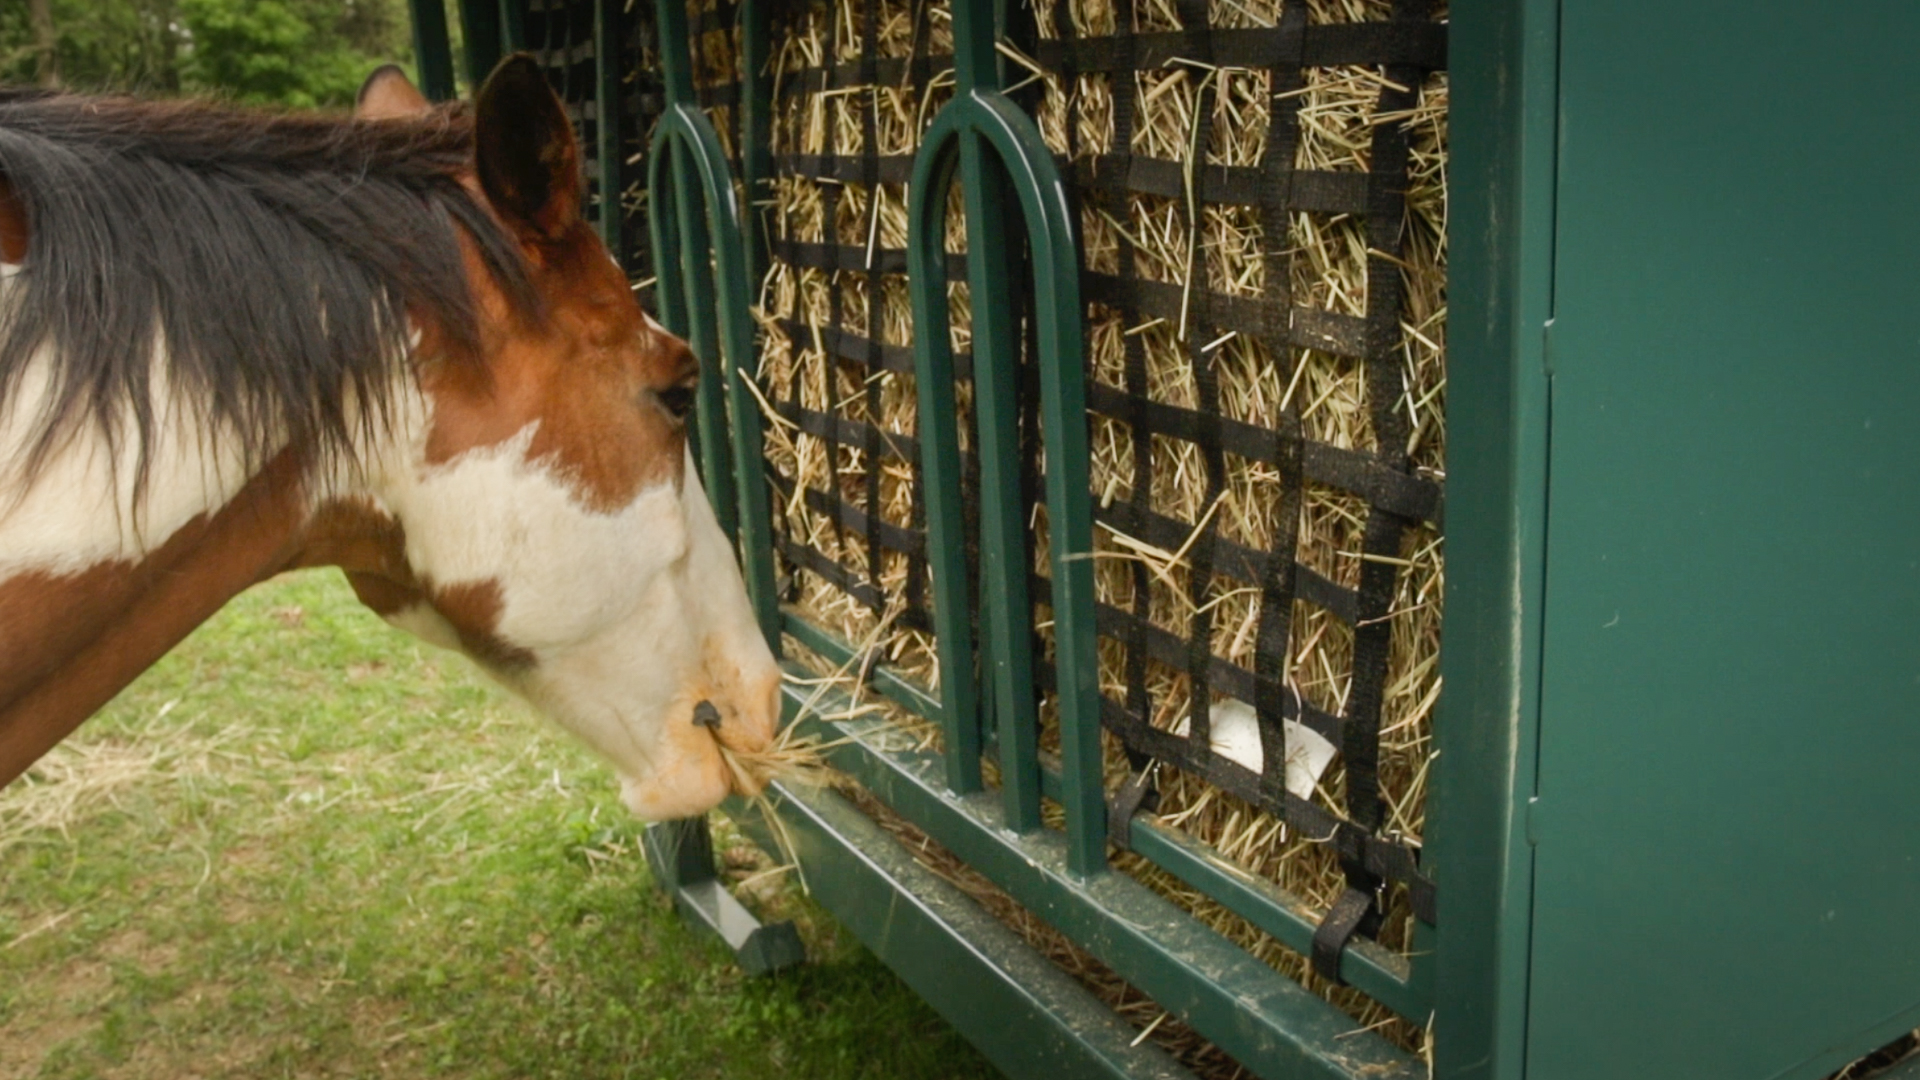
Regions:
[[656, 383, 697, 421]]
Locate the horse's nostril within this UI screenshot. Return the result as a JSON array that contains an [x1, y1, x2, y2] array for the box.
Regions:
[[691, 700, 722, 730]]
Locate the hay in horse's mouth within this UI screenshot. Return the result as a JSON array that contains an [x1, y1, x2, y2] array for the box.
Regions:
[[712, 717, 833, 796]]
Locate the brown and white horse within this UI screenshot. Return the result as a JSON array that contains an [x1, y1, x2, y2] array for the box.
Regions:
[[0, 59, 779, 819]]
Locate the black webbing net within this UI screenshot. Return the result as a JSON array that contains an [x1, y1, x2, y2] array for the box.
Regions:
[[756, 0, 958, 674], [1023, 0, 1446, 972]]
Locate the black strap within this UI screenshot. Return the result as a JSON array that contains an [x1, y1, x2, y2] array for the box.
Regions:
[[1311, 886, 1381, 984], [1106, 762, 1161, 853]]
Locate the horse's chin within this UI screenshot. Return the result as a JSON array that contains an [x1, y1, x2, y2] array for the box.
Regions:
[[615, 727, 733, 822]]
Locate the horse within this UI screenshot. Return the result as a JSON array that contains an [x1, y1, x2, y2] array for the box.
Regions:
[[0, 58, 780, 821]]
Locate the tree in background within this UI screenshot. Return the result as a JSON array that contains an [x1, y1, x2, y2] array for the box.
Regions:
[[0, 0, 415, 107]]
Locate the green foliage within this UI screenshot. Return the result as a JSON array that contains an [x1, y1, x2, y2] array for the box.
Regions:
[[1, 0, 414, 106]]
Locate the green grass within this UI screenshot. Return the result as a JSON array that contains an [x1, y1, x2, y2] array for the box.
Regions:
[[0, 569, 999, 1080]]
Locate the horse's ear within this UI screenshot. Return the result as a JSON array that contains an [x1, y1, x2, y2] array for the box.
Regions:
[[356, 65, 430, 120], [473, 54, 580, 240]]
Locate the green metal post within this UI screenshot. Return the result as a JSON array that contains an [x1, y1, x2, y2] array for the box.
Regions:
[[407, 0, 457, 101], [961, 129, 1043, 832], [497, 0, 525, 52], [1428, 0, 1557, 1076], [908, 0, 1102, 871], [594, 0, 625, 256], [908, 180, 988, 795], [739, 0, 774, 289], [647, 0, 783, 648], [947, 0, 996, 91], [669, 144, 742, 544], [455, 0, 504, 88], [654, 0, 694, 102]]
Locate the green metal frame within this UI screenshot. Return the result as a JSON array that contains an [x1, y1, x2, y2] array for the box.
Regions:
[[1426, 1, 1556, 1078], [406, 0, 457, 100], [725, 780, 1195, 1079], [641, 817, 805, 975], [627, 0, 1446, 1068], [592, 0, 624, 254], [420, 0, 1483, 1075], [644, 0, 780, 644], [908, 0, 1105, 876], [759, 662, 1422, 1080]]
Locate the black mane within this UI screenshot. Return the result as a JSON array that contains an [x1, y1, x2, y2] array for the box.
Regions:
[[0, 91, 538, 496]]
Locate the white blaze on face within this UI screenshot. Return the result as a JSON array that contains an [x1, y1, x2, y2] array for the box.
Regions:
[[377, 414, 778, 820]]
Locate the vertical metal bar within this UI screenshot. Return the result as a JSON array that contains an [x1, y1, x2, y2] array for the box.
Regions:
[[738, 0, 773, 290], [456, 0, 505, 87], [963, 95, 1102, 876], [1431, 0, 1557, 1075], [936, 0, 1100, 861], [648, 145, 690, 337], [947, 0, 996, 92], [961, 130, 1042, 833], [713, 217, 783, 647], [1016, 142, 1103, 877], [671, 144, 742, 543], [730, 0, 782, 650], [408, 0, 457, 101], [908, 139, 985, 796], [498, 0, 527, 52], [594, 0, 625, 256], [655, 0, 697, 103]]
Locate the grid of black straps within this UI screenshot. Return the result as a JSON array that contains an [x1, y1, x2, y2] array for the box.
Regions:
[[1032, 0, 1445, 951], [750, 0, 1443, 940], [762, 0, 951, 641]]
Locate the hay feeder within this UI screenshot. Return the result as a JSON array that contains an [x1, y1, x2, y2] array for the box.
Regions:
[[414, 3, 1920, 1078]]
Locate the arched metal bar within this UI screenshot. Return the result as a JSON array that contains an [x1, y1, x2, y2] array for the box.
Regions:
[[649, 130, 737, 539], [909, 88, 1103, 876], [645, 59, 783, 649]]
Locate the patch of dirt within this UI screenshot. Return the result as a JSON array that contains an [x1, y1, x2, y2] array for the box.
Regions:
[[0, 953, 114, 1080]]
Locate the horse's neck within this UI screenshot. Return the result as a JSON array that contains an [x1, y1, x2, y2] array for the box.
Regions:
[[0, 342, 412, 788]]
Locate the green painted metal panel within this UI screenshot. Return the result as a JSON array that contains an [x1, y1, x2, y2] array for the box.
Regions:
[[725, 778, 1195, 1080], [1528, 6, 1920, 1079], [1428, 0, 1557, 1076]]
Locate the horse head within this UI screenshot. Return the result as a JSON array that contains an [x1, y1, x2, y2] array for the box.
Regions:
[[320, 61, 781, 819]]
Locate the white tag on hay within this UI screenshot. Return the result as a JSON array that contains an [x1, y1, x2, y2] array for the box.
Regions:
[[1172, 698, 1336, 801]]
